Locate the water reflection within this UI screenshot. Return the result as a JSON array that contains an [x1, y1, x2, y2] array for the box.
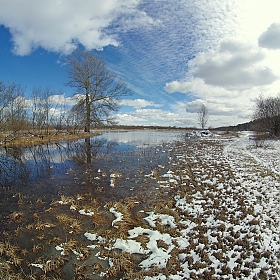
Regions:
[[0, 146, 29, 188], [96, 130, 182, 146], [0, 130, 182, 191], [71, 138, 117, 164], [0, 137, 117, 189]]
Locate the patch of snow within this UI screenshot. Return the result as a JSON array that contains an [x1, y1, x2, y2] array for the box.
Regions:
[[55, 245, 65, 255], [114, 239, 148, 254], [31, 263, 44, 270], [79, 209, 94, 216], [110, 207, 123, 228]]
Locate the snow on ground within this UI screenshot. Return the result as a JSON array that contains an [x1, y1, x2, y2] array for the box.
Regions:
[[92, 132, 279, 279]]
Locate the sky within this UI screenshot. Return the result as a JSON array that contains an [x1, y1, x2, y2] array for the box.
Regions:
[[0, 0, 280, 128]]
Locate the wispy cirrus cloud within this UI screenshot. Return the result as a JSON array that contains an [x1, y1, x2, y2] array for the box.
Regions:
[[110, 0, 239, 94]]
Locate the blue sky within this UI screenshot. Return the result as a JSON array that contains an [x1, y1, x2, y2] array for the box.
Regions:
[[1, 0, 280, 128]]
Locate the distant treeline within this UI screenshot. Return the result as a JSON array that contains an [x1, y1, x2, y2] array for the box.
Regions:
[[214, 121, 254, 132], [107, 125, 191, 131]]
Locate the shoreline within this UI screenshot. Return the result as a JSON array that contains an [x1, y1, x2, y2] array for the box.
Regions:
[[0, 131, 101, 148]]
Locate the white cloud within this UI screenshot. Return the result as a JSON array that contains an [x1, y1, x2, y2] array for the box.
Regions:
[[24, 93, 78, 111], [170, 96, 254, 128], [114, 113, 146, 125], [120, 99, 162, 109], [164, 39, 279, 93], [115, 108, 193, 127], [233, 0, 280, 41], [47, 94, 77, 106], [165, 76, 273, 127], [191, 39, 277, 90], [0, 0, 158, 55], [258, 23, 280, 50], [134, 109, 176, 121], [184, 99, 205, 114], [164, 81, 191, 94]]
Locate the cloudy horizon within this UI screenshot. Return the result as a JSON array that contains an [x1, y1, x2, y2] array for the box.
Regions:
[[0, 0, 280, 128]]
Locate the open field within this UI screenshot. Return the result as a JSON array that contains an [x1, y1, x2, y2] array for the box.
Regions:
[[0, 132, 279, 279]]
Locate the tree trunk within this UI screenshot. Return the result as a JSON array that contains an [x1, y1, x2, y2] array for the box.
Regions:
[[85, 91, 91, 133], [85, 138, 91, 163]]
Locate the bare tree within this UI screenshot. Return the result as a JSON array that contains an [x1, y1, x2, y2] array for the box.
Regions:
[[65, 49, 132, 132], [0, 81, 27, 133], [30, 87, 45, 132], [253, 94, 280, 137], [66, 103, 86, 133], [8, 95, 27, 130], [30, 87, 64, 134], [197, 104, 208, 129]]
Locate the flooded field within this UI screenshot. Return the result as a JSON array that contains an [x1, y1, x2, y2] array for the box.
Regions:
[[0, 130, 183, 279], [0, 130, 182, 199], [0, 130, 279, 279]]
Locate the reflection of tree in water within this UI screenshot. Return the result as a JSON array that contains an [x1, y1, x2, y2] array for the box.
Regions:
[[0, 146, 29, 188], [0, 144, 67, 188], [0, 137, 117, 188], [70, 137, 117, 164]]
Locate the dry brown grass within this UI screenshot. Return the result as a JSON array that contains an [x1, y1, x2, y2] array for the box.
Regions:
[[9, 211, 24, 222], [103, 251, 135, 279], [1, 131, 99, 147]]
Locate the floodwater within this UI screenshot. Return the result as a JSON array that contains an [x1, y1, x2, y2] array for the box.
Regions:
[[0, 130, 183, 210], [0, 130, 185, 279]]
